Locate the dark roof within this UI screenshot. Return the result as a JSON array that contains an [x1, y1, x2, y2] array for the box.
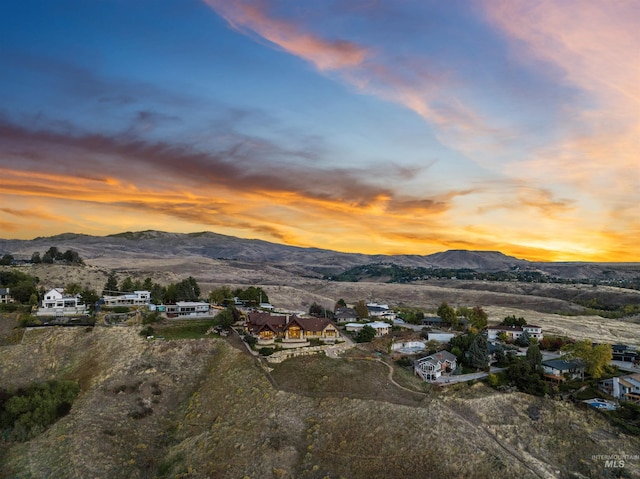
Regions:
[[334, 307, 357, 319], [0, 288, 10, 295], [286, 316, 333, 332], [246, 312, 288, 334], [542, 359, 584, 371]]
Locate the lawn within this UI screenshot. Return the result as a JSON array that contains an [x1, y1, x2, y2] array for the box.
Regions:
[[152, 319, 218, 340]]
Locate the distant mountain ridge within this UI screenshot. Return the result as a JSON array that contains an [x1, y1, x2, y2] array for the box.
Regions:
[[1, 230, 638, 279]]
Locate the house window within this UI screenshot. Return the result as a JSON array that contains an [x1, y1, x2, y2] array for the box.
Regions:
[[288, 327, 301, 339]]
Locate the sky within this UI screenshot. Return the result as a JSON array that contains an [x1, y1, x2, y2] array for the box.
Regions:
[[0, 1, 638, 262]]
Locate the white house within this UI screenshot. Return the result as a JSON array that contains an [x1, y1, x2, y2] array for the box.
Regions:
[[38, 288, 86, 316], [366, 302, 390, 318], [599, 374, 640, 403], [0, 288, 13, 304], [542, 358, 584, 381], [165, 301, 211, 318], [414, 351, 458, 382], [487, 325, 543, 341], [103, 290, 151, 307], [345, 321, 391, 337]]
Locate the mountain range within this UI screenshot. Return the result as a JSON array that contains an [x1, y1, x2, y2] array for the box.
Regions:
[[1, 230, 639, 279]]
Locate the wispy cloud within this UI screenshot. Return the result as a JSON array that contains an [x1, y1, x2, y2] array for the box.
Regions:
[[204, 0, 498, 143]]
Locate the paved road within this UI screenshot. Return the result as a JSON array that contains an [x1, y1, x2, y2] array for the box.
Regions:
[[434, 367, 505, 385]]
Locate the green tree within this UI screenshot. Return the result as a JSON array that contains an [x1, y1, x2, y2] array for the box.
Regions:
[[11, 280, 37, 304], [142, 277, 154, 291], [216, 307, 238, 329], [61, 249, 83, 265], [0, 254, 14, 266], [354, 300, 369, 319], [103, 273, 119, 295], [175, 276, 200, 301], [80, 288, 100, 313], [334, 298, 347, 311], [516, 330, 531, 347], [209, 285, 233, 305], [437, 302, 457, 327], [525, 343, 542, 369], [150, 283, 165, 304], [30, 252, 41, 264], [501, 315, 527, 327], [563, 340, 612, 379], [468, 306, 488, 329], [64, 282, 82, 296], [164, 283, 177, 303], [120, 277, 134, 293], [42, 251, 54, 264], [468, 334, 489, 370], [356, 325, 376, 343], [309, 302, 325, 317]]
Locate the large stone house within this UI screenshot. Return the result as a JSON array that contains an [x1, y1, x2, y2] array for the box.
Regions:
[[245, 312, 339, 347]]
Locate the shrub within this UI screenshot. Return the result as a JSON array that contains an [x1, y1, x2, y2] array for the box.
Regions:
[[244, 335, 257, 348], [113, 306, 130, 314], [0, 380, 80, 441], [140, 326, 155, 337], [259, 347, 274, 356], [141, 311, 161, 325]]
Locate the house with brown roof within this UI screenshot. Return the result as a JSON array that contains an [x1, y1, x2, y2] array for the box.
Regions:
[[245, 312, 339, 347]]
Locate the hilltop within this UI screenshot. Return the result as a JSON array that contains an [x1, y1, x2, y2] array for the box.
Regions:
[[2, 230, 639, 280]]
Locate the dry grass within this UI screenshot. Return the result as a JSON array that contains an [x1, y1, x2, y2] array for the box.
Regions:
[[2, 328, 638, 479]]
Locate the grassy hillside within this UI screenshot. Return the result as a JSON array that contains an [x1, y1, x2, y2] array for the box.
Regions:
[[1, 328, 638, 478]]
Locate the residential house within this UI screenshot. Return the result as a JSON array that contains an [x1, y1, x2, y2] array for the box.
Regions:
[[542, 358, 585, 381], [334, 307, 357, 323], [599, 373, 640, 403], [165, 301, 211, 318], [245, 312, 339, 347], [102, 290, 151, 307], [487, 324, 543, 342], [0, 288, 13, 304], [38, 288, 86, 316], [344, 321, 391, 337], [414, 351, 458, 382], [421, 317, 446, 327], [611, 344, 638, 363], [366, 302, 390, 318]]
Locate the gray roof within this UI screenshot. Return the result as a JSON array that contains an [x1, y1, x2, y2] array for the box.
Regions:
[[0, 288, 10, 295], [542, 359, 584, 371]]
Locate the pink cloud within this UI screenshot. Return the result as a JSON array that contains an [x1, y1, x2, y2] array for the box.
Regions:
[[204, 1, 368, 71]]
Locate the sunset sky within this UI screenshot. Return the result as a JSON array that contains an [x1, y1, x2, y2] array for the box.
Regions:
[[1, 1, 639, 261]]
